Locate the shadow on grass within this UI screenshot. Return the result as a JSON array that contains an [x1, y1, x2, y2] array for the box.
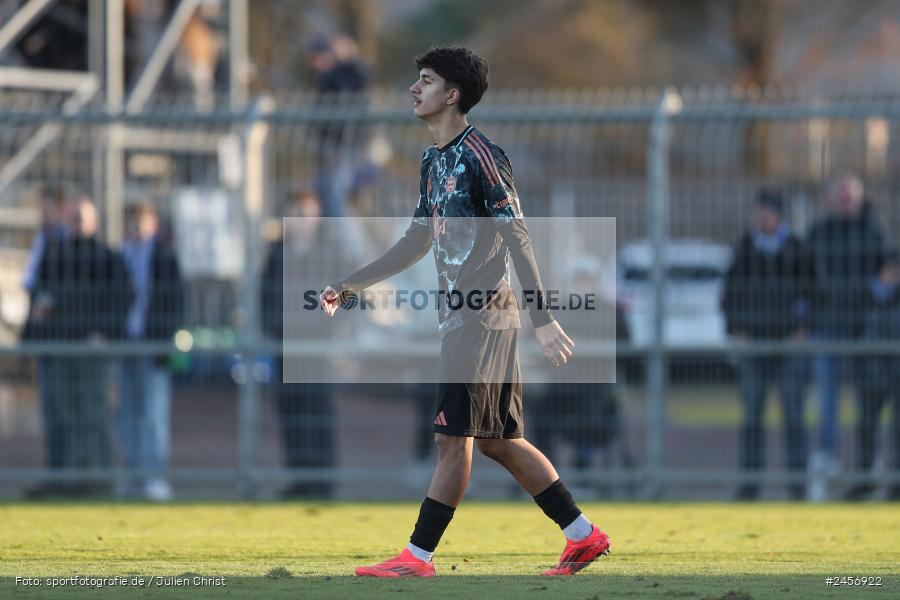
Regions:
[[2, 574, 893, 599]]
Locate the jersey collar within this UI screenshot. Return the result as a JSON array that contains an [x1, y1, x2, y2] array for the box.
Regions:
[[438, 125, 474, 153]]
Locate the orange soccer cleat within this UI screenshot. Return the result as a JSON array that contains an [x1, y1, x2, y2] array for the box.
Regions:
[[543, 524, 611, 576], [355, 548, 436, 577]]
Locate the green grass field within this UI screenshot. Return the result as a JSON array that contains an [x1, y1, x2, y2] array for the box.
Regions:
[[1, 502, 898, 599]]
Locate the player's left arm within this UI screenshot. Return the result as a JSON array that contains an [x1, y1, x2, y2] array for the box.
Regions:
[[477, 145, 574, 366]]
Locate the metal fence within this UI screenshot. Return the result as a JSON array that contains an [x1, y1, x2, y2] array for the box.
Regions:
[[1, 89, 899, 501]]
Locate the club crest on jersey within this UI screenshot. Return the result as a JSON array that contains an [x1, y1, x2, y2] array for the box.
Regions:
[[444, 176, 457, 193]]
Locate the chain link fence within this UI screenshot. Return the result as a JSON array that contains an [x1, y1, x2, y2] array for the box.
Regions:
[[1, 89, 898, 500]]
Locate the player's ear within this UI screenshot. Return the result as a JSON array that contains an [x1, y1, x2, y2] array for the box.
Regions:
[[446, 87, 461, 107]]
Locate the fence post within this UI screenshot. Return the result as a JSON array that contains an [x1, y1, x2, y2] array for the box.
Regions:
[[645, 88, 680, 499], [238, 95, 273, 498], [229, 0, 249, 111], [104, 0, 124, 246]]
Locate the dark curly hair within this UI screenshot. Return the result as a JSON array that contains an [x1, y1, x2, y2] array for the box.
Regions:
[[414, 46, 488, 114]]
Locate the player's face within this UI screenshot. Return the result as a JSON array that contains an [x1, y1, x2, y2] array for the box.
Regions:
[[410, 68, 452, 119]]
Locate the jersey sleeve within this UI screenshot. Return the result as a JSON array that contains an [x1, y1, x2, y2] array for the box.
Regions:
[[476, 144, 523, 221], [413, 152, 431, 220], [331, 152, 432, 295], [473, 144, 554, 328]]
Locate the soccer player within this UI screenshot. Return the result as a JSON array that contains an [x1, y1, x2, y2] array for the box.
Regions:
[[319, 46, 611, 577]]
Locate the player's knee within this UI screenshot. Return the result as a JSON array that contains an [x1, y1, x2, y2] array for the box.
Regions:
[[434, 433, 469, 460], [475, 438, 508, 461]]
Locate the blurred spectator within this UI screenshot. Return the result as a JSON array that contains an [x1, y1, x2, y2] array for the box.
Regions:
[[309, 33, 369, 101], [174, 8, 221, 111], [124, 1, 221, 110], [23, 185, 69, 293], [531, 257, 631, 494], [124, 0, 171, 87], [22, 197, 132, 497], [117, 202, 185, 501], [308, 34, 370, 218], [722, 189, 813, 500], [847, 250, 900, 501], [261, 190, 337, 498], [22, 185, 69, 480], [807, 175, 887, 499]]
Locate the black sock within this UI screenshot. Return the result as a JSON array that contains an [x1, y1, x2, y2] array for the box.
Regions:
[[533, 479, 581, 530], [409, 497, 456, 552]]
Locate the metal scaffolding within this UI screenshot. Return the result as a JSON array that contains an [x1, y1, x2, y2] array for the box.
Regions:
[[0, 0, 249, 242]]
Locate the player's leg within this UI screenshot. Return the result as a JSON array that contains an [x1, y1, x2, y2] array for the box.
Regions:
[[357, 322, 487, 577], [355, 433, 473, 577], [476, 437, 610, 575], [476, 437, 557, 495], [402, 434, 473, 562], [426, 433, 473, 506]]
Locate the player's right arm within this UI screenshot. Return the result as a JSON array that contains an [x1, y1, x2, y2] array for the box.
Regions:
[[321, 153, 433, 317], [320, 217, 430, 316]]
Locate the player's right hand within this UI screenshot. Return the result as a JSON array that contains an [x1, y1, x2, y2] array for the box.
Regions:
[[320, 286, 341, 318]]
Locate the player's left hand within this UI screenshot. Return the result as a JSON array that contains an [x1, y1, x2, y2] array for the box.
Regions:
[[535, 321, 574, 367]]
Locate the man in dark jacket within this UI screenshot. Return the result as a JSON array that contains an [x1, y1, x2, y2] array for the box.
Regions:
[[807, 175, 887, 499], [261, 191, 337, 498], [23, 184, 69, 481], [848, 250, 900, 500], [722, 189, 814, 500], [117, 202, 185, 501], [22, 196, 132, 496]]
